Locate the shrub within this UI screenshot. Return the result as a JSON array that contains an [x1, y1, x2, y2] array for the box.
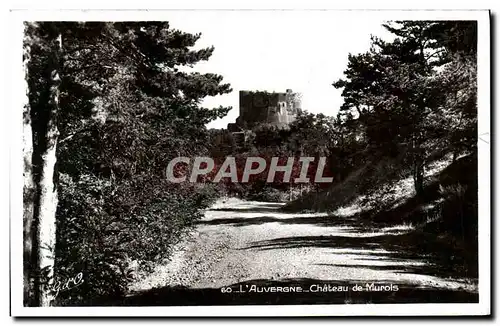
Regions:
[[248, 187, 285, 202], [438, 183, 477, 241], [54, 173, 215, 305]]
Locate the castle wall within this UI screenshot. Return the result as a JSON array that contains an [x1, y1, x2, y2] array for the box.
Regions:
[[236, 89, 301, 129]]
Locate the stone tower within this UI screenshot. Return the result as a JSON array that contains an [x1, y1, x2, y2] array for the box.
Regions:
[[228, 89, 302, 131]]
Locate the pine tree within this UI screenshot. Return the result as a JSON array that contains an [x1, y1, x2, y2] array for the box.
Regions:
[[333, 21, 476, 197], [24, 21, 232, 306]]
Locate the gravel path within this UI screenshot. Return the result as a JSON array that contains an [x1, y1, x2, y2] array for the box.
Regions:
[[129, 198, 477, 303]]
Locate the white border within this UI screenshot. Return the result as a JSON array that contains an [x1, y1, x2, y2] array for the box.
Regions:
[[7, 9, 491, 317]]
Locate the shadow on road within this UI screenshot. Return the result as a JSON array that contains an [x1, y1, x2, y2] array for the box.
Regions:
[[198, 214, 368, 230], [209, 203, 285, 212], [242, 233, 477, 280], [202, 205, 477, 281]]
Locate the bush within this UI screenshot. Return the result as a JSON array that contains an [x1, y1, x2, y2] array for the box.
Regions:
[[437, 183, 477, 242], [54, 173, 216, 305], [435, 154, 478, 243], [248, 187, 285, 202]]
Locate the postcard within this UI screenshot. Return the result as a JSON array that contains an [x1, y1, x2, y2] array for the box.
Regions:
[[9, 8, 491, 317]]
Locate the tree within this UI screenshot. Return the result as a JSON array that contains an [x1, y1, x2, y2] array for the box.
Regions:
[[426, 21, 478, 160], [35, 24, 62, 307], [24, 21, 232, 306], [23, 22, 36, 306], [333, 21, 476, 197], [22, 22, 64, 307]]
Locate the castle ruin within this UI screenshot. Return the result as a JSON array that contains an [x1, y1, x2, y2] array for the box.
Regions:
[[228, 89, 302, 132]]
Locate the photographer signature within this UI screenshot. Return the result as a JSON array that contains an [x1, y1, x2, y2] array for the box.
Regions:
[[49, 272, 84, 298]]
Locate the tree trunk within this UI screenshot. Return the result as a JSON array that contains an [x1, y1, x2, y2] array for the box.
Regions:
[[414, 158, 424, 197], [412, 132, 425, 198], [35, 31, 62, 307], [23, 25, 35, 306], [452, 149, 458, 163]]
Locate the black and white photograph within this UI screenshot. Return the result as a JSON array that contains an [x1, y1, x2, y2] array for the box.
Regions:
[[8, 8, 491, 317]]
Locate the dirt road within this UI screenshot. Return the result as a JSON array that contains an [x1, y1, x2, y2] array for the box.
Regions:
[[126, 198, 478, 305]]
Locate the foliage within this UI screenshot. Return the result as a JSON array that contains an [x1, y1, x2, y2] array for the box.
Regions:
[[24, 20, 479, 305], [287, 21, 477, 246], [333, 21, 477, 195], [26, 21, 230, 305]]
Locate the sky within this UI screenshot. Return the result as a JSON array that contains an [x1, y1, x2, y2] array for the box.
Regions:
[[164, 11, 393, 129]]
